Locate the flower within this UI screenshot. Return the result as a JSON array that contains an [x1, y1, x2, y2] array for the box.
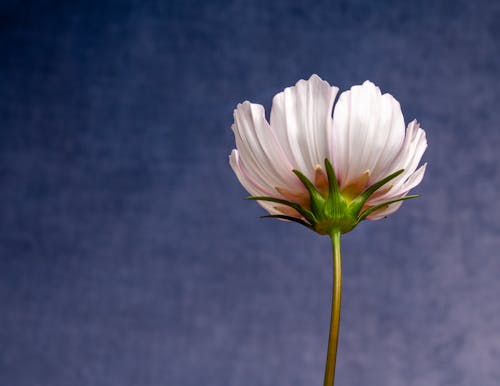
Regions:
[[229, 75, 427, 234]]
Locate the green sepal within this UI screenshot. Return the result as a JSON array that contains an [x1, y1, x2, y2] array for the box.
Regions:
[[324, 158, 346, 219], [357, 194, 420, 222], [292, 169, 325, 214], [246, 196, 317, 224], [260, 214, 313, 229], [245, 159, 421, 236], [324, 158, 340, 196], [349, 169, 404, 216]]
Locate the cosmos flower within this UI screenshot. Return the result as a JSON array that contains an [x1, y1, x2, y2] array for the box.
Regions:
[[229, 75, 427, 234], [228, 75, 429, 386]]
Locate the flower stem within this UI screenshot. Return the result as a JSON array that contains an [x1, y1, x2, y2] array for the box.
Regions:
[[324, 229, 342, 386]]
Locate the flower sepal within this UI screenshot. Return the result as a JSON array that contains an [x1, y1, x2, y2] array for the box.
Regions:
[[248, 159, 419, 235]]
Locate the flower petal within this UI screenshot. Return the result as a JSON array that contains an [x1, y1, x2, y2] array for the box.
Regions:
[[229, 149, 281, 214], [365, 201, 403, 220], [270, 74, 338, 180], [395, 163, 427, 196], [364, 163, 426, 218], [332, 81, 405, 189], [368, 121, 427, 205], [232, 101, 300, 193]]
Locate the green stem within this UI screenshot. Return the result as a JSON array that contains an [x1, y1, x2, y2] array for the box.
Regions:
[[324, 229, 342, 386]]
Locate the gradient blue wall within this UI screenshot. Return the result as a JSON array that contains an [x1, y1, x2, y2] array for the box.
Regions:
[[1, 1, 500, 385]]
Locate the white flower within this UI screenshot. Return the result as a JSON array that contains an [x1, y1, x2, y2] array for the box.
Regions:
[[229, 75, 427, 232]]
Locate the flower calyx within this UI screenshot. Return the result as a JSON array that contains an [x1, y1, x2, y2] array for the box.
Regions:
[[247, 159, 419, 235]]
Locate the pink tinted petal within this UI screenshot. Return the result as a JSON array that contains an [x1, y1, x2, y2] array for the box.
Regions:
[[270, 74, 338, 180], [388, 121, 427, 184], [332, 81, 405, 188], [229, 149, 280, 215], [329, 89, 351, 183], [392, 163, 427, 197], [366, 201, 403, 220], [232, 101, 298, 191], [369, 93, 406, 182], [367, 163, 427, 207], [369, 121, 427, 205], [229, 149, 268, 196]]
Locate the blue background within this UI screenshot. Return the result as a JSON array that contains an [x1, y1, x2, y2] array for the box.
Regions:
[[1, 0, 500, 385]]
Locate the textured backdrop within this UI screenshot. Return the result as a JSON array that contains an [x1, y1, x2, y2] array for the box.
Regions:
[[1, 0, 500, 385]]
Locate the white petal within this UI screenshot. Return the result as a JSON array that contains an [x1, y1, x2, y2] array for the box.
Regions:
[[396, 163, 427, 196], [366, 201, 403, 220], [391, 127, 427, 192], [270, 74, 338, 180], [369, 121, 427, 204], [232, 101, 299, 192], [229, 149, 280, 215], [229, 149, 266, 196], [332, 81, 405, 188]]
